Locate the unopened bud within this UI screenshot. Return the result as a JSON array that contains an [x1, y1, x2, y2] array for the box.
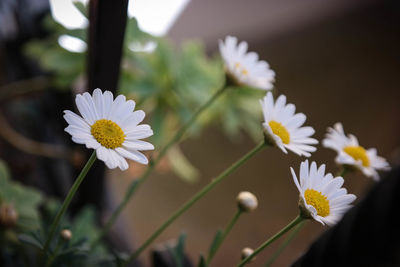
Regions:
[[241, 247, 255, 262], [60, 229, 72, 241], [0, 203, 18, 227], [237, 191, 258, 212]]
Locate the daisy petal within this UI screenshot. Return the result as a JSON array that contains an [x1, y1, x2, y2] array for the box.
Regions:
[[115, 147, 149, 165]]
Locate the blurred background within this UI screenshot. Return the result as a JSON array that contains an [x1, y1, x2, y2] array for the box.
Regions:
[[0, 0, 399, 266]]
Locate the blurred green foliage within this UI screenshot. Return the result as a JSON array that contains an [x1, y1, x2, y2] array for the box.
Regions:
[[0, 160, 42, 231], [167, 232, 187, 267], [24, 2, 265, 182], [0, 159, 116, 266]]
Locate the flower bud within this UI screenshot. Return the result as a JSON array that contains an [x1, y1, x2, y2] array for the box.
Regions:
[[0, 203, 18, 227], [60, 229, 72, 241], [241, 247, 255, 262], [237, 191, 258, 212]]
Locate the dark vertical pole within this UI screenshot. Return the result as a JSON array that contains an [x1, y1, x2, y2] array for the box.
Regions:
[[78, 0, 129, 210], [87, 0, 129, 91]]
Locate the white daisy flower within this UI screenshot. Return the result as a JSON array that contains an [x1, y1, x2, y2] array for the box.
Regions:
[[322, 123, 390, 181], [219, 35, 275, 90], [291, 160, 356, 226], [63, 89, 154, 171], [260, 92, 318, 157]]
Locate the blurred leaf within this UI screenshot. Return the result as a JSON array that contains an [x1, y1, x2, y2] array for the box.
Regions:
[[39, 204, 112, 266], [125, 17, 155, 45], [168, 146, 199, 183], [167, 232, 187, 267], [73, 0, 88, 18], [0, 160, 43, 230], [207, 229, 223, 261], [64, 29, 87, 42], [150, 104, 167, 146], [197, 255, 207, 267], [18, 232, 43, 250], [70, 206, 98, 243]]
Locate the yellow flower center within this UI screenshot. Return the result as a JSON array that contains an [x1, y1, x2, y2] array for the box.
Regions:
[[91, 119, 125, 149], [269, 121, 290, 144], [235, 62, 248, 76], [343, 145, 370, 167], [304, 189, 330, 217]]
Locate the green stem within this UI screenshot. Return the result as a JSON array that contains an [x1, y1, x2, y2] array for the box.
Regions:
[[264, 220, 306, 267], [92, 86, 227, 247], [123, 141, 268, 266], [237, 215, 305, 267], [42, 151, 96, 255], [207, 208, 243, 264]]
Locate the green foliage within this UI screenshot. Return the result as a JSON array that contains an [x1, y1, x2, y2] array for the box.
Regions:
[[25, 15, 86, 89], [0, 160, 43, 231], [19, 230, 44, 249], [197, 255, 207, 267], [168, 145, 200, 183], [16, 202, 115, 266], [207, 229, 223, 261], [167, 232, 187, 267], [0, 160, 116, 266], [48, 206, 113, 266]]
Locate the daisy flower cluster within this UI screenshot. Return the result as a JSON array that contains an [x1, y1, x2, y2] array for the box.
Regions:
[[218, 36, 390, 231], [225, 34, 391, 264], [55, 35, 391, 267]]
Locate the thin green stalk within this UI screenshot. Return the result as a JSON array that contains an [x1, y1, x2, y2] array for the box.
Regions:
[[42, 151, 96, 255], [92, 86, 227, 247], [207, 208, 243, 264], [264, 220, 306, 267], [237, 215, 305, 267], [122, 141, 268, 266]]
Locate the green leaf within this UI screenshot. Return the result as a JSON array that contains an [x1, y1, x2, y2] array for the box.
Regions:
[[167, 232, 187, 267], [168, 146, 199, 183], [72, 1, 88, 18], [70, 206, 99, 244], [0, 160, 43, 230], [18, 232, 43, 249], [208, 229, 223, 260], [125, 17, 155, 44], [64, 29, 87, 42], [197, 255, 207, 267], [150, 104, 167, 146]]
